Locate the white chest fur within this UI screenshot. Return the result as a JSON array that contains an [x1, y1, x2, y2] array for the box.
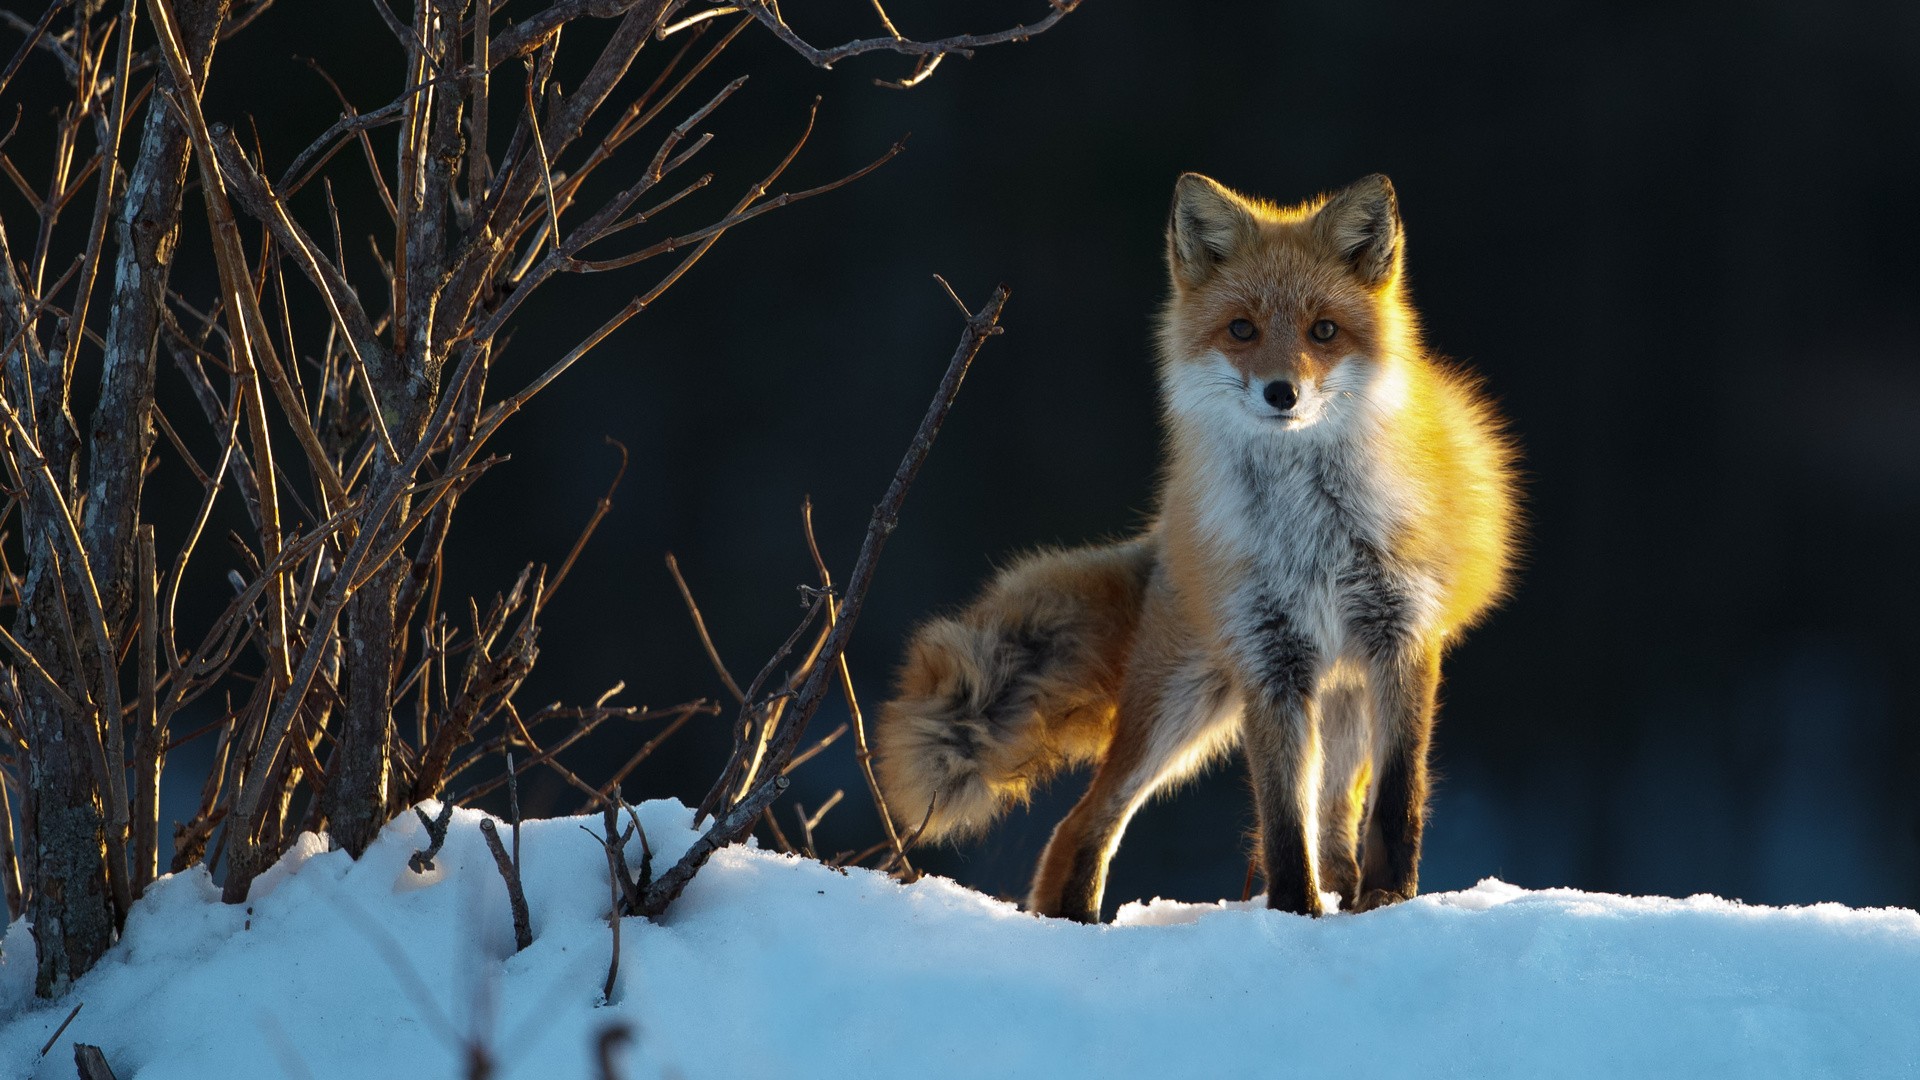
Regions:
[[1166, 360, 1440, 661]]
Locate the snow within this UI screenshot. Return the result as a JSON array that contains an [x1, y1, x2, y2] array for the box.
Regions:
[[1, 802, 1916, 1079]]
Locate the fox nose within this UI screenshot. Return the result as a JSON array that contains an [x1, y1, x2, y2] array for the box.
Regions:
[[1263, 380, 1298, 411]]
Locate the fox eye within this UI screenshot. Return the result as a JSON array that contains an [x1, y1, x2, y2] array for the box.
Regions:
[[1310, 319, 1338, 342], [1228, 319, 1257, 341]]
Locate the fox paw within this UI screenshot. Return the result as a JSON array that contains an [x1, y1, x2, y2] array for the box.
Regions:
[[1353, 888, 1412, 913]]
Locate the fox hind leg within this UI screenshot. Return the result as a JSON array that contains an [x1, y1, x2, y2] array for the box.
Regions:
[[1028, 653, 1236, 923]]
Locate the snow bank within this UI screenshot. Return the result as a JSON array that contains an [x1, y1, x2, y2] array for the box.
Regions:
[[1, 802, 1915, 1079]]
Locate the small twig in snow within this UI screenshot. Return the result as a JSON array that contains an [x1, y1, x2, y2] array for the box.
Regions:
[[38, 1001, 82, 1056], [408, 800, 456, 873], [601, 848, 622, 1004], [586, 786, 649, 1004], [479, 819, 532, 952]]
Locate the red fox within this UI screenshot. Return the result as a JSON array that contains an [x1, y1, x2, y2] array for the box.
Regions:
[[875, 173, 1518, 922]]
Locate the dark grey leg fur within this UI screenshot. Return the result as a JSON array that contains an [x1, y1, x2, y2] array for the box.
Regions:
[[1238, 603, 1325, 917], [1243, 685, 1324, 917]]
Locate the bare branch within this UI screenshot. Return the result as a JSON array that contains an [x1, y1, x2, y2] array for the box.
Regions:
[[737, 0, 1082, 84], [0, 1, 71, 103], [523, 70, 562, 257], [366, 0, 428, 55], [638, 284, 1010, 917], [664, 552, 744, 704], [801, 495, 911, 877], [875, 51, 943, 91], [146, 0, 297, 729], [280, 57, 402, 217], [0, 396, 133, 919], [781, 720, 847, 775], [478, 818, 532, 951], [453, 697, 716, 805], [566, 136, 905, 273], [488, 0, 668, 71], [546, 437, 626, 600], [0, 767, 25, 920], [202, 132, 360, 508], [466, 0, 490, 207], [638, 773, 786, 918], [931, 272, 969, 318], [131, 525, 160, 897], [406, 799, 454, 872], [872, 796, 937, 874], [38, 1001, 83, 1057], [0, 621, 78, 716], [657, 6, 737, 38]]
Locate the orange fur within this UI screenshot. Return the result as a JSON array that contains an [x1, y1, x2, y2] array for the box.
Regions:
[[875, 539, 1155, 840]]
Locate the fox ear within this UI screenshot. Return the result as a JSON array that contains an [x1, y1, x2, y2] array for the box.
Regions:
[[1318, 174, 1402, 286], [1167, 173, 1259, 287]]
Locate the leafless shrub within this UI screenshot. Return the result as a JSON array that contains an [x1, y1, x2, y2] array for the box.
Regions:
[[0, 0, 1077, 999]]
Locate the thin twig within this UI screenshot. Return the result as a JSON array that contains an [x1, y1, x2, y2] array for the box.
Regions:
[[0, 0, 70, 104], [802, 496, 911, 878], [796, 788, 841, 858], [664, 552, 743, 703], [781, 720, 847, 775], [0, 767, 23, 919], [407, 799, 455, 873], [658, 6, 737, 38], [546, 437, 626, 601], [565, 137, 906, 273], [478, 818, 532, 951], [637, 284, 1010, 917], [38, 1000, 82, 1057], [507, 750, 521, 871], [875, 52, 944, 91], [523, 61, 562, 255], [737, 0, 1081, 79], [872, 796, 936, 875], [600, 832, 622, 1003]]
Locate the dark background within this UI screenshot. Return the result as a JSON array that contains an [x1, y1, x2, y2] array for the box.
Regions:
[[12, 0, 1920, 916]]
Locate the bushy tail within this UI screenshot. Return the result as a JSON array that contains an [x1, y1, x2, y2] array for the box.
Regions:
[[876, 534, 1157, 842]]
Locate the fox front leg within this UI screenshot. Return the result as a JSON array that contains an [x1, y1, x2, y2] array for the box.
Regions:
[[1354, 642, 1441, 912], [1236, 610, 1325, 918]]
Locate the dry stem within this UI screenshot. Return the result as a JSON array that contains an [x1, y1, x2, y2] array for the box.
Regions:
[[639, 282, 1010, 917]]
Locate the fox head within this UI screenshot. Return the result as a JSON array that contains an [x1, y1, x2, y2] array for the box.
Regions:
[[1157, 173, 1416, 434]]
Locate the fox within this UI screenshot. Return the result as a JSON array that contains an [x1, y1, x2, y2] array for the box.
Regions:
[[874, 172, 1519, 923]]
